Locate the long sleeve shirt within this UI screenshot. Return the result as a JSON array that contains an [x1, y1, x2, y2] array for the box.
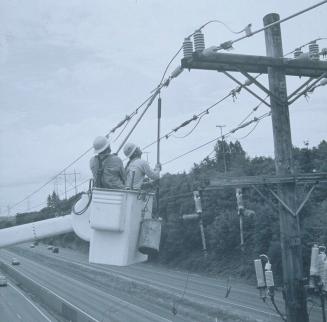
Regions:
[[125, 158, 159, 189], [90, 154, 125, 189]]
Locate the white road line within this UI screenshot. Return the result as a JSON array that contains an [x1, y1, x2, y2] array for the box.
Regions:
[[5, 263, 99, 322], [8, 281, 52, 322], [2, 252, 172, 322], [28, 250, 279, 318]]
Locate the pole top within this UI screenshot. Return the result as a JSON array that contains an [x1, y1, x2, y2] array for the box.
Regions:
[[263, 13, 280, 25]]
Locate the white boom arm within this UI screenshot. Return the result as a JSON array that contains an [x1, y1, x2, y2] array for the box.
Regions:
[[0, 215, 73, 248]]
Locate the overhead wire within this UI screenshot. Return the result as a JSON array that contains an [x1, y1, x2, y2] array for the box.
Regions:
[[26, 178, 90, 213], [9, 2, 327, 210], [162, 112, 271, 166], [9, 88, 158, 211], [214, 1, 327, 51]]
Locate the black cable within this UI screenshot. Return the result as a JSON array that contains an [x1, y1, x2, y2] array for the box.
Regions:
[[235, 120, 260, 140], [270, 295, 287, 322], [172, 115, 204, 139], [162, 112, 271, 166]]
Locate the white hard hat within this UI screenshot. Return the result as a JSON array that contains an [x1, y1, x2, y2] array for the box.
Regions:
[[123, 142, 138, 158], [93, 136, 110, 154]]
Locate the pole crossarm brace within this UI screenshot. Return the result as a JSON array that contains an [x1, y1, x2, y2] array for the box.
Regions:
[[222, 71, 271, 107], [207, 172, 327, 189], [238, 69, 284, 105], [181, 52, 327, 78]]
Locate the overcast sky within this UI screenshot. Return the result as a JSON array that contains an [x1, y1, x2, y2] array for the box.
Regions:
[[0, 0, 326, 215]]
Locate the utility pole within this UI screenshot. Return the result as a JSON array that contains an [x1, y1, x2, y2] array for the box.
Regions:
[[180, 10, 327, 322], [264, 13, 308, 321], [216, 125, 227, 173]]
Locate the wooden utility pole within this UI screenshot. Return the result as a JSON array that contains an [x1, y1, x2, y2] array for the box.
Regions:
[[181, 10, 327, 322], [264, 13, 308, 322]]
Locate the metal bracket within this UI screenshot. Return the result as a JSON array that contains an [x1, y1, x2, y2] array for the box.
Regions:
[[268, 188, 296, 216], [238, 69, 285, 105], [222, 71, 271, 108], [251, 185, 279, 212], [287, 77, 314, 100], [289, 236, 301, 247], [288, 72, 327, 105], [295, 184, 316, 216], [268, 184, 317, 217]]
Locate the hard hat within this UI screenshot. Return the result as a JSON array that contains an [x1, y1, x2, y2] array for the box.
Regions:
[[123, 142, 138, 158], [93, 136, 110, 154]]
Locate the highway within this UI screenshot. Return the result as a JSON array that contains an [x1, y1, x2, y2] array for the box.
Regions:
[[1, 244, 324, 322], [0, 273, 53, 322], [0, 249, 191, 322]]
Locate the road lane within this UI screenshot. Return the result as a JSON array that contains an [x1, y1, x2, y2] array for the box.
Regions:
[[9, 244, 324, 322], [0, 275, 53, 322], [0, 250, 182, 322], [19, 244, 283, 321]]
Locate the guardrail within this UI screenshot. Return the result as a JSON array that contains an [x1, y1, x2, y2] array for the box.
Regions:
[[0, 261, 99, 322]]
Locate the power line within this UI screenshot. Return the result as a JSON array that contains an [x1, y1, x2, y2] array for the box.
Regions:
[[142, 76, 257, 151], [162, 112, 271, 166], [214, 1, 327, 51]]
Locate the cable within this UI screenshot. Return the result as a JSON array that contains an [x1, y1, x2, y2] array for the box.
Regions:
[[113, 118, 131, 142], [142, 77, 256, 151], [284, 37, 327, 57], [172, 114, 204, 139], [215, 1, 327, 51], [9, 92, 156, 211], [158, 19, 250, 87], [162, 113, 271, 166], [234, 120, 260, 140]]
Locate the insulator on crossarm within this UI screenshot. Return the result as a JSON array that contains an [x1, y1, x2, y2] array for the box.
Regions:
[[309, 41, 320, 61], [294, 48, 303, 58], [193, 29, 205, 53], [183, 37, 193, 58]]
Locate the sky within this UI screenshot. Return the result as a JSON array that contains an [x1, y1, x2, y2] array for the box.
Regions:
[[0, 0, 326, 216]]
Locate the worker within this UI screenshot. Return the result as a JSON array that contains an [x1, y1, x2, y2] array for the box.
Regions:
[[123, 142, 160, 189], [90, 136, 125, 189]]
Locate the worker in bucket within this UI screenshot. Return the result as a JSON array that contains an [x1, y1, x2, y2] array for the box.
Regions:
[[123, 142, 160, 189], [90, 136, 125, 189]]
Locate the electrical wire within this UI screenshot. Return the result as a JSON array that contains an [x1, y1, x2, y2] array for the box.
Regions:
[[142, 78, 255, 151], [10, 3, 326, 211], [234, 120, 260, 140], [158, 19, 250, 87], [172, 114, 205, 139], [27, 178, 90, 212], [162, 113, 271, 166], [284, 37, 327, 57], [215, 1, 327, 51]]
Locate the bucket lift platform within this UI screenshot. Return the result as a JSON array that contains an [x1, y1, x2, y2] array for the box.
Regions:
[[0, 189, 159, 267]]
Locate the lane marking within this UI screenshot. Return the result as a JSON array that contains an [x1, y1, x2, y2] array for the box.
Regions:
[[2, 252, 172, 322], [2, 260, 99, 322], [7, 249, 278, 319], [44, 253, 279, 318], [8, 281, 52, 322]]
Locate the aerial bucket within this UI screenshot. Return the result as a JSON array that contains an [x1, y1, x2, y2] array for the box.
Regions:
[[89, 188, 155, 266], [138, 218, 162, 256]]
